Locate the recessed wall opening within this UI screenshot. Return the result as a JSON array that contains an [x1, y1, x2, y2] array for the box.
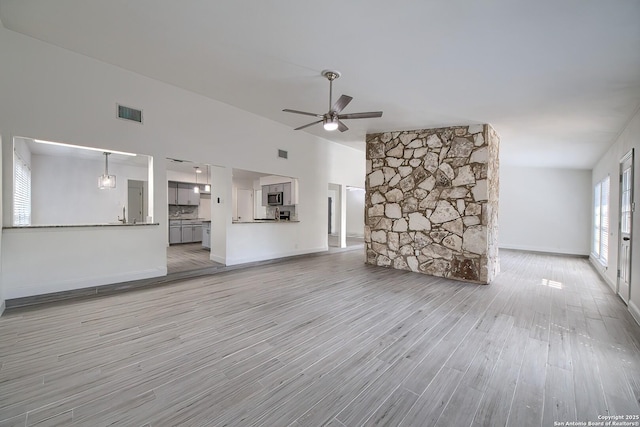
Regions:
[[327, 183, 365, 252], [166, 157, 221, 274], [11, 136, 152, 227]]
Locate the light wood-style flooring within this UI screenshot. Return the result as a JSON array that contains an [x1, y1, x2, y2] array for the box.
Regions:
[[1, 250, 639, 426], [167, 243, 223, 274], [328, 235, 365, 253]]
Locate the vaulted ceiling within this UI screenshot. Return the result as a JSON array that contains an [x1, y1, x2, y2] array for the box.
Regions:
[[1, 0, 639, 169]]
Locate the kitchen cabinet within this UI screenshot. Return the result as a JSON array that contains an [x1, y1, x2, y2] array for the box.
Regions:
[[192, 224, 202, 242], [177, 183, 200, 206], [202, 222, 211, 249], [181, 225, 194, 243], [282, 182, 292, 205], [169, 219, 182, 244], [169, 220, 203, 244], [168, 182, 178, 205], [169, 181, 201, 205], [181, 220, 202, 243], [261, 186, 269, 206]]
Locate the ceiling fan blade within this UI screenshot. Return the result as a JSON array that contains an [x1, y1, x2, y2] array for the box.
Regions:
[[331, 95, 353, 113], [283, 109, 323, 118], [338, 111, 383, 120], [294, 120, 323, 131], [337, 120, 349, 132]]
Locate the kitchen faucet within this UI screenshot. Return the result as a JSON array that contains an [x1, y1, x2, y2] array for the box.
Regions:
[[118, 206, 127, 224]]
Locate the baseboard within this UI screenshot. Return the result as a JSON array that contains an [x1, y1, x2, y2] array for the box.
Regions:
[[0, 299, 5, 317], [629, 301, 640, 327], [588, 256, 617, 293], [4, 267, 167, 300], [210, 254, 226, 264], [588, 257, 640, 327], [499, 244, 589, 257]]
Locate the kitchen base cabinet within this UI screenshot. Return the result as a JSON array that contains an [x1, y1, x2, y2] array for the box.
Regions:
[[169, 220, 204, 244], [181, 226, 194, 243], [169, 226, 181, 244], [192, 225, 202, 243], [202, 222, 211, 249]]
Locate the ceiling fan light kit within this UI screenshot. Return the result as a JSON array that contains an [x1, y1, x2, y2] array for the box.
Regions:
[[283, 69, 383, 132], [323, 116, 339, 131]]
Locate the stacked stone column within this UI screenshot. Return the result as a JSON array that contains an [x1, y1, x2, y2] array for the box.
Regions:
[[365, 124, 499, 284]]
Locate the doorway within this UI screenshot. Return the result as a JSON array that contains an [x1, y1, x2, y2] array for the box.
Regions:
[[127, 180, 148, 224], [327, 183, 365, 252], [236, 189, 253, 222], [166, 158, 221, 274], [618, 149, 633, 304], [328, 183, 342, 248]]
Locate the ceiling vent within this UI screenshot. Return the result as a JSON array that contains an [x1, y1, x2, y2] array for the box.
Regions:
[[117, 104, 143, 123], [278, 149, 288, 159]]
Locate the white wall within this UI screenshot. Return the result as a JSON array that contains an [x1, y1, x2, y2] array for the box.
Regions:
[[0, 25, 365, 299], [499, 165, 591, 255], [346, 188, 365, 237], [591, 107, 640, 325], [0, 134, 3, 314], [2, 226, 165, 299], [31, 154, 148, 225]]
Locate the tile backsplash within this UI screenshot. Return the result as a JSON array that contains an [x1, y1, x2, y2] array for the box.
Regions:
[[169, 205, 199, 219]]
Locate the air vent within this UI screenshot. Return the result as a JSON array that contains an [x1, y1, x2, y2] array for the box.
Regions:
[[117, 104, 143, 123], [278, 149, 288, 159]]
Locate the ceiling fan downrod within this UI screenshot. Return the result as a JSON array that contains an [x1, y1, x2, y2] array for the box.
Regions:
[[322, 70, 341, 112]]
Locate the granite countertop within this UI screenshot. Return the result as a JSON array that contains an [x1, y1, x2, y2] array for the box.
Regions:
[[3, 223, 160, 230], [232, 220, 300, 224]]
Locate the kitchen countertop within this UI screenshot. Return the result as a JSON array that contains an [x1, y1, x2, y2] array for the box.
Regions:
[[3, 223, 160, 230], [232, 220, 300, 224], [169, 217, 209, 221]]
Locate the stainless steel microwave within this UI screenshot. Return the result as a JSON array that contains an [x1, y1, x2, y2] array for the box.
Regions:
[[267, 192, 283, 206]]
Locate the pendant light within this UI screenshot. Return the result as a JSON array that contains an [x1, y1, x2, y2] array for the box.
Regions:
[[98, 152, 116, 189], [204, 165, 211, 192], [194, 167, 201, 194]]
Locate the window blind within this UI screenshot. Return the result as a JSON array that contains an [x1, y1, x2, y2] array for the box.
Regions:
[[13, 149, 31, 226], [593, 182, 601, 257], [593, 176, 609, 264], [600, 176, 609, 264]]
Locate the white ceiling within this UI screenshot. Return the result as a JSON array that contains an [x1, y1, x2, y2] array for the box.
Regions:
[[1, 0, 639, 169]]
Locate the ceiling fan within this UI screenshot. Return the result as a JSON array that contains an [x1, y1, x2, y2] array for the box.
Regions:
[[283, 70, 383, 132]]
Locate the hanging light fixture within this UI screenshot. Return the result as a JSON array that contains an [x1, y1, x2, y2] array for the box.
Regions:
[[194, 167, 201, 193], [204, 165, 211, 192], [98, 152, 116, 189]]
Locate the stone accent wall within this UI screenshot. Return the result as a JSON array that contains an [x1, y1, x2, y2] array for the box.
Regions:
[[365, 124, 500, 284]]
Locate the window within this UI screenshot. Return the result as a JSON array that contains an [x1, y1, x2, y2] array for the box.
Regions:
[[13, 148, 32, 226], [593, 176, 609, 264]]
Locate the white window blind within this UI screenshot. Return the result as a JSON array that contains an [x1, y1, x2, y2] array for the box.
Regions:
[[593, 176, 609, 264], [13, 149, 31, 226], [593, 182, 601, 257]]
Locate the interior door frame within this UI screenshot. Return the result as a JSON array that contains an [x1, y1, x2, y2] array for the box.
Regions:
[[617, 148, 634, 303]]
